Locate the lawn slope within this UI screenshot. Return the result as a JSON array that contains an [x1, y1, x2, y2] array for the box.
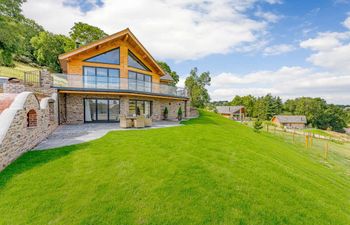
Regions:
[[0, 111, 349, 225]]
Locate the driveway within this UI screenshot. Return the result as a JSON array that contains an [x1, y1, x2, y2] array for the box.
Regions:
[[34, 121, 181, 150]]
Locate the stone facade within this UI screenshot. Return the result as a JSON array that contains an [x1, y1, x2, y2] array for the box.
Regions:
[[58, 93, 189, 124], [0, 92, 58, 171]]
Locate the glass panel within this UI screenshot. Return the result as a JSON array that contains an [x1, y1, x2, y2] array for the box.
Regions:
[[83, 67, 96, 88], [84, 99, 96, 122], [128, 71, 137, 90], [129, 100, 136, 116], [108, 69, 120, 89], [85, 48, 120, 64], [96, 68, 108, 89], [145, 101, 151, 117], [137, 101, 144, 115], [97, 99, 108, 121], [128, 50, 151, 71], [109, 100, 120, 122]]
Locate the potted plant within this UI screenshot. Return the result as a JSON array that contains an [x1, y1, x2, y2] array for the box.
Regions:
[[177, 107, 183, 121], [136, 106, 141, 116], [163, 107, 168, 120]]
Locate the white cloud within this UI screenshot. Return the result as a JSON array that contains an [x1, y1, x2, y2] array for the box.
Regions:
[[209, 66, 350, 104], [22, 0, 280, 61], [255, 11, 281, 23], [344, 16, 350, 29], [263, 44, 295, 55]]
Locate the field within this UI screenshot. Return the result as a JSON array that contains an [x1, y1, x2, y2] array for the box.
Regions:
[[0, 111, 349, 225]]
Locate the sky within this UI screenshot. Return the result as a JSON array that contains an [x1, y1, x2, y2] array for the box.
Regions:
[[21, 0, 350, 104]]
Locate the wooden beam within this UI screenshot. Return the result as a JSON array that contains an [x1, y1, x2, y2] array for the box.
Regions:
[[123, 34, 129, 42]]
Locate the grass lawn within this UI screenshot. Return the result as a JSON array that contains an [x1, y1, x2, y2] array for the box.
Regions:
[[0, 62, 39, 79], [302, 128, 332, 137], [0, 111, 349, 225]]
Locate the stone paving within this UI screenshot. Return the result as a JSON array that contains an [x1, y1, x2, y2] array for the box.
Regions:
[[34, 121, 182, 150]]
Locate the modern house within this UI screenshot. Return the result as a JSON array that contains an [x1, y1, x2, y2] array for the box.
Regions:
[[55, 28, 189, 124], [216, 106, 245, 121], [272, 115, 307, 129]]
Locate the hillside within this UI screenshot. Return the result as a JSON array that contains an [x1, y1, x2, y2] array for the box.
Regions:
[[0, 62, 40, 79], [0, 111, 349, 225]]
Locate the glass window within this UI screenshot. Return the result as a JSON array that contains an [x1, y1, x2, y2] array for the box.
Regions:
[[85, 48, 120, 64], [128, 71, 152, 92], [128, 50, 151, 71], [83, 66, 120, 89], [129, 100, 152, 116], [109, 100, 120, 122], [84, 99, 96, 122]]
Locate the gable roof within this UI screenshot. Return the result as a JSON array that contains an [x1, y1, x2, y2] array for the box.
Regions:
[[216, 106, 244, 114], [58, 28, 165, 75], [273, 115, 307, 124]]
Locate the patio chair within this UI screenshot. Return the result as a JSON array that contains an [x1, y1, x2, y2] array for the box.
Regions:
[[134, 116, 145, 128], [120, 115, 133, 128], [144, 117, 152, 127]]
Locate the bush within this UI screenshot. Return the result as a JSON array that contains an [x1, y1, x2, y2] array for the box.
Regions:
[[177, 107, 183, 121], [253, 119, 263, 132], [163, 107, 168, 120]]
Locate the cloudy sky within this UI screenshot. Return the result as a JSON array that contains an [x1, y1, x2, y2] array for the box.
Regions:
[[22, 0, 350, 104]]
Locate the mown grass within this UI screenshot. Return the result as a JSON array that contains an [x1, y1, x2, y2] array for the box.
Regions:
[[0, 111, 349, 225]]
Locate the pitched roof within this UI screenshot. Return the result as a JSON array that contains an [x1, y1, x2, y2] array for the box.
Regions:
[[58, 28, 165, 75], [273, 115, 307, 124], [216, 106, 244, 114], [160, 73, 174, 81]]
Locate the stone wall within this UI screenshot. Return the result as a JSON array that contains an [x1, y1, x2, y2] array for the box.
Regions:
[[0, 92, 58, 171], [59, 93, 189, 124]]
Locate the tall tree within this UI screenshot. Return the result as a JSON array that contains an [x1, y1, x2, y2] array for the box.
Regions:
[[185, 67, 211, 108], [31, 32, 75, 72], [69, 22, 107, 46], [157, 61, 179, 85], [0, 16, 22, 66], [0, 0, 26, 18]]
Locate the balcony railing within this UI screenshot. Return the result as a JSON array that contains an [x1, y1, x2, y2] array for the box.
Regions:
[[52, 73, 188, 98]]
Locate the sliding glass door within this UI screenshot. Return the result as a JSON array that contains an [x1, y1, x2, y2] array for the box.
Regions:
[[84, 99, 120, 122]]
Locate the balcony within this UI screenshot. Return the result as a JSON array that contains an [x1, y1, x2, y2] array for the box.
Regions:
[[52, 73, 188, 98]]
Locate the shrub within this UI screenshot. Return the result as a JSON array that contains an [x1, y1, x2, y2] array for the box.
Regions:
[[163, 107, 168, 120], [253, 119, 263, 132]]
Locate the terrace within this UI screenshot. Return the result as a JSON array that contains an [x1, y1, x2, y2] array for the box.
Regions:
[[52, 73, 188, 98]]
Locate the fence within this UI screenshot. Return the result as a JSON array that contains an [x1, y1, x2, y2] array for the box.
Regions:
[[24, 71, 41, 87]]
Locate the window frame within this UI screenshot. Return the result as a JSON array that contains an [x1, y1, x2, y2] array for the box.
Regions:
[[83, 98, 121, 123], [83, 66, 120, 89], [84, 47, 120, 65], [128, 99, 153, 116], [128, 70, 152, 93]]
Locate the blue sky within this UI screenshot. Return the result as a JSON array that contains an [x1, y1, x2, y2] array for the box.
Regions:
[[22, 0, 350, 104]]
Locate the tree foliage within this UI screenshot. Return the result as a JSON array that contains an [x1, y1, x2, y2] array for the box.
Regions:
[[69, 22, 107, 46], [157, 61, 179, 85], [185, 67, 211, 108], [31, 32, 75, 72]]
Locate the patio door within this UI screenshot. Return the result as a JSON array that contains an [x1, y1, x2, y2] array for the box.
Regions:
[[84, 98, 120, 122]]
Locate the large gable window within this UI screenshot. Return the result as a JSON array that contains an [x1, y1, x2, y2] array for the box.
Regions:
[[128, 50, 151, 71], [85, 48, 120, 65]]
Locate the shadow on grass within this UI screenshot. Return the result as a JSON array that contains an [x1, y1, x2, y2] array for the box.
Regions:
[[0, 143, 88, 189]]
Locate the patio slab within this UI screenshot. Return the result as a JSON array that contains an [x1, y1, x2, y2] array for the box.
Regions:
[[34, 121, 181, 150]]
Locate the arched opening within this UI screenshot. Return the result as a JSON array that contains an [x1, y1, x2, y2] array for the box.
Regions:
[[27, 109, 37, 127]]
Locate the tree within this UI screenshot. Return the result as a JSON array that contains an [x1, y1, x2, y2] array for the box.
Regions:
[[157, 61, 179, 85], [31, 32, 75, 72], [229, 95, 256, 117], [185, 67, 211, 108], [69, 22, 107, 47], [0, 16, 22, 66], [253, 119, 263, 132], [0, 0, 26, 19]]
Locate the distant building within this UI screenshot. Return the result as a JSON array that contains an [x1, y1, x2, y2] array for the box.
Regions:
[[272, 115, 307, 129], [216, 106, 245, 121]]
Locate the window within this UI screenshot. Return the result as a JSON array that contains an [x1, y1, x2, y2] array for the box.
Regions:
[[85, 48, 120, 64], [84, 99, 120, 122], [83, 66, 120, 89], [27, 109, 37, 127], [128, 50, 151, 71], [129, 100, 152, 116], [128, 71, 152, 92]]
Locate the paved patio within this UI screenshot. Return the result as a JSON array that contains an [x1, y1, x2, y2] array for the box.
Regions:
[[34, 121, 182, 150]]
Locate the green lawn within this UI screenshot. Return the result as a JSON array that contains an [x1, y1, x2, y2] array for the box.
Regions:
[[302, 128, 332, 137], [0, 111, 349, 225]]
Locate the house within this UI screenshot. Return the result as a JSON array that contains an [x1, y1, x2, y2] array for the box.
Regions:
[[56, 28, 189, 124], [272, 115, 307, 129], [216, 106, 245, 121]]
